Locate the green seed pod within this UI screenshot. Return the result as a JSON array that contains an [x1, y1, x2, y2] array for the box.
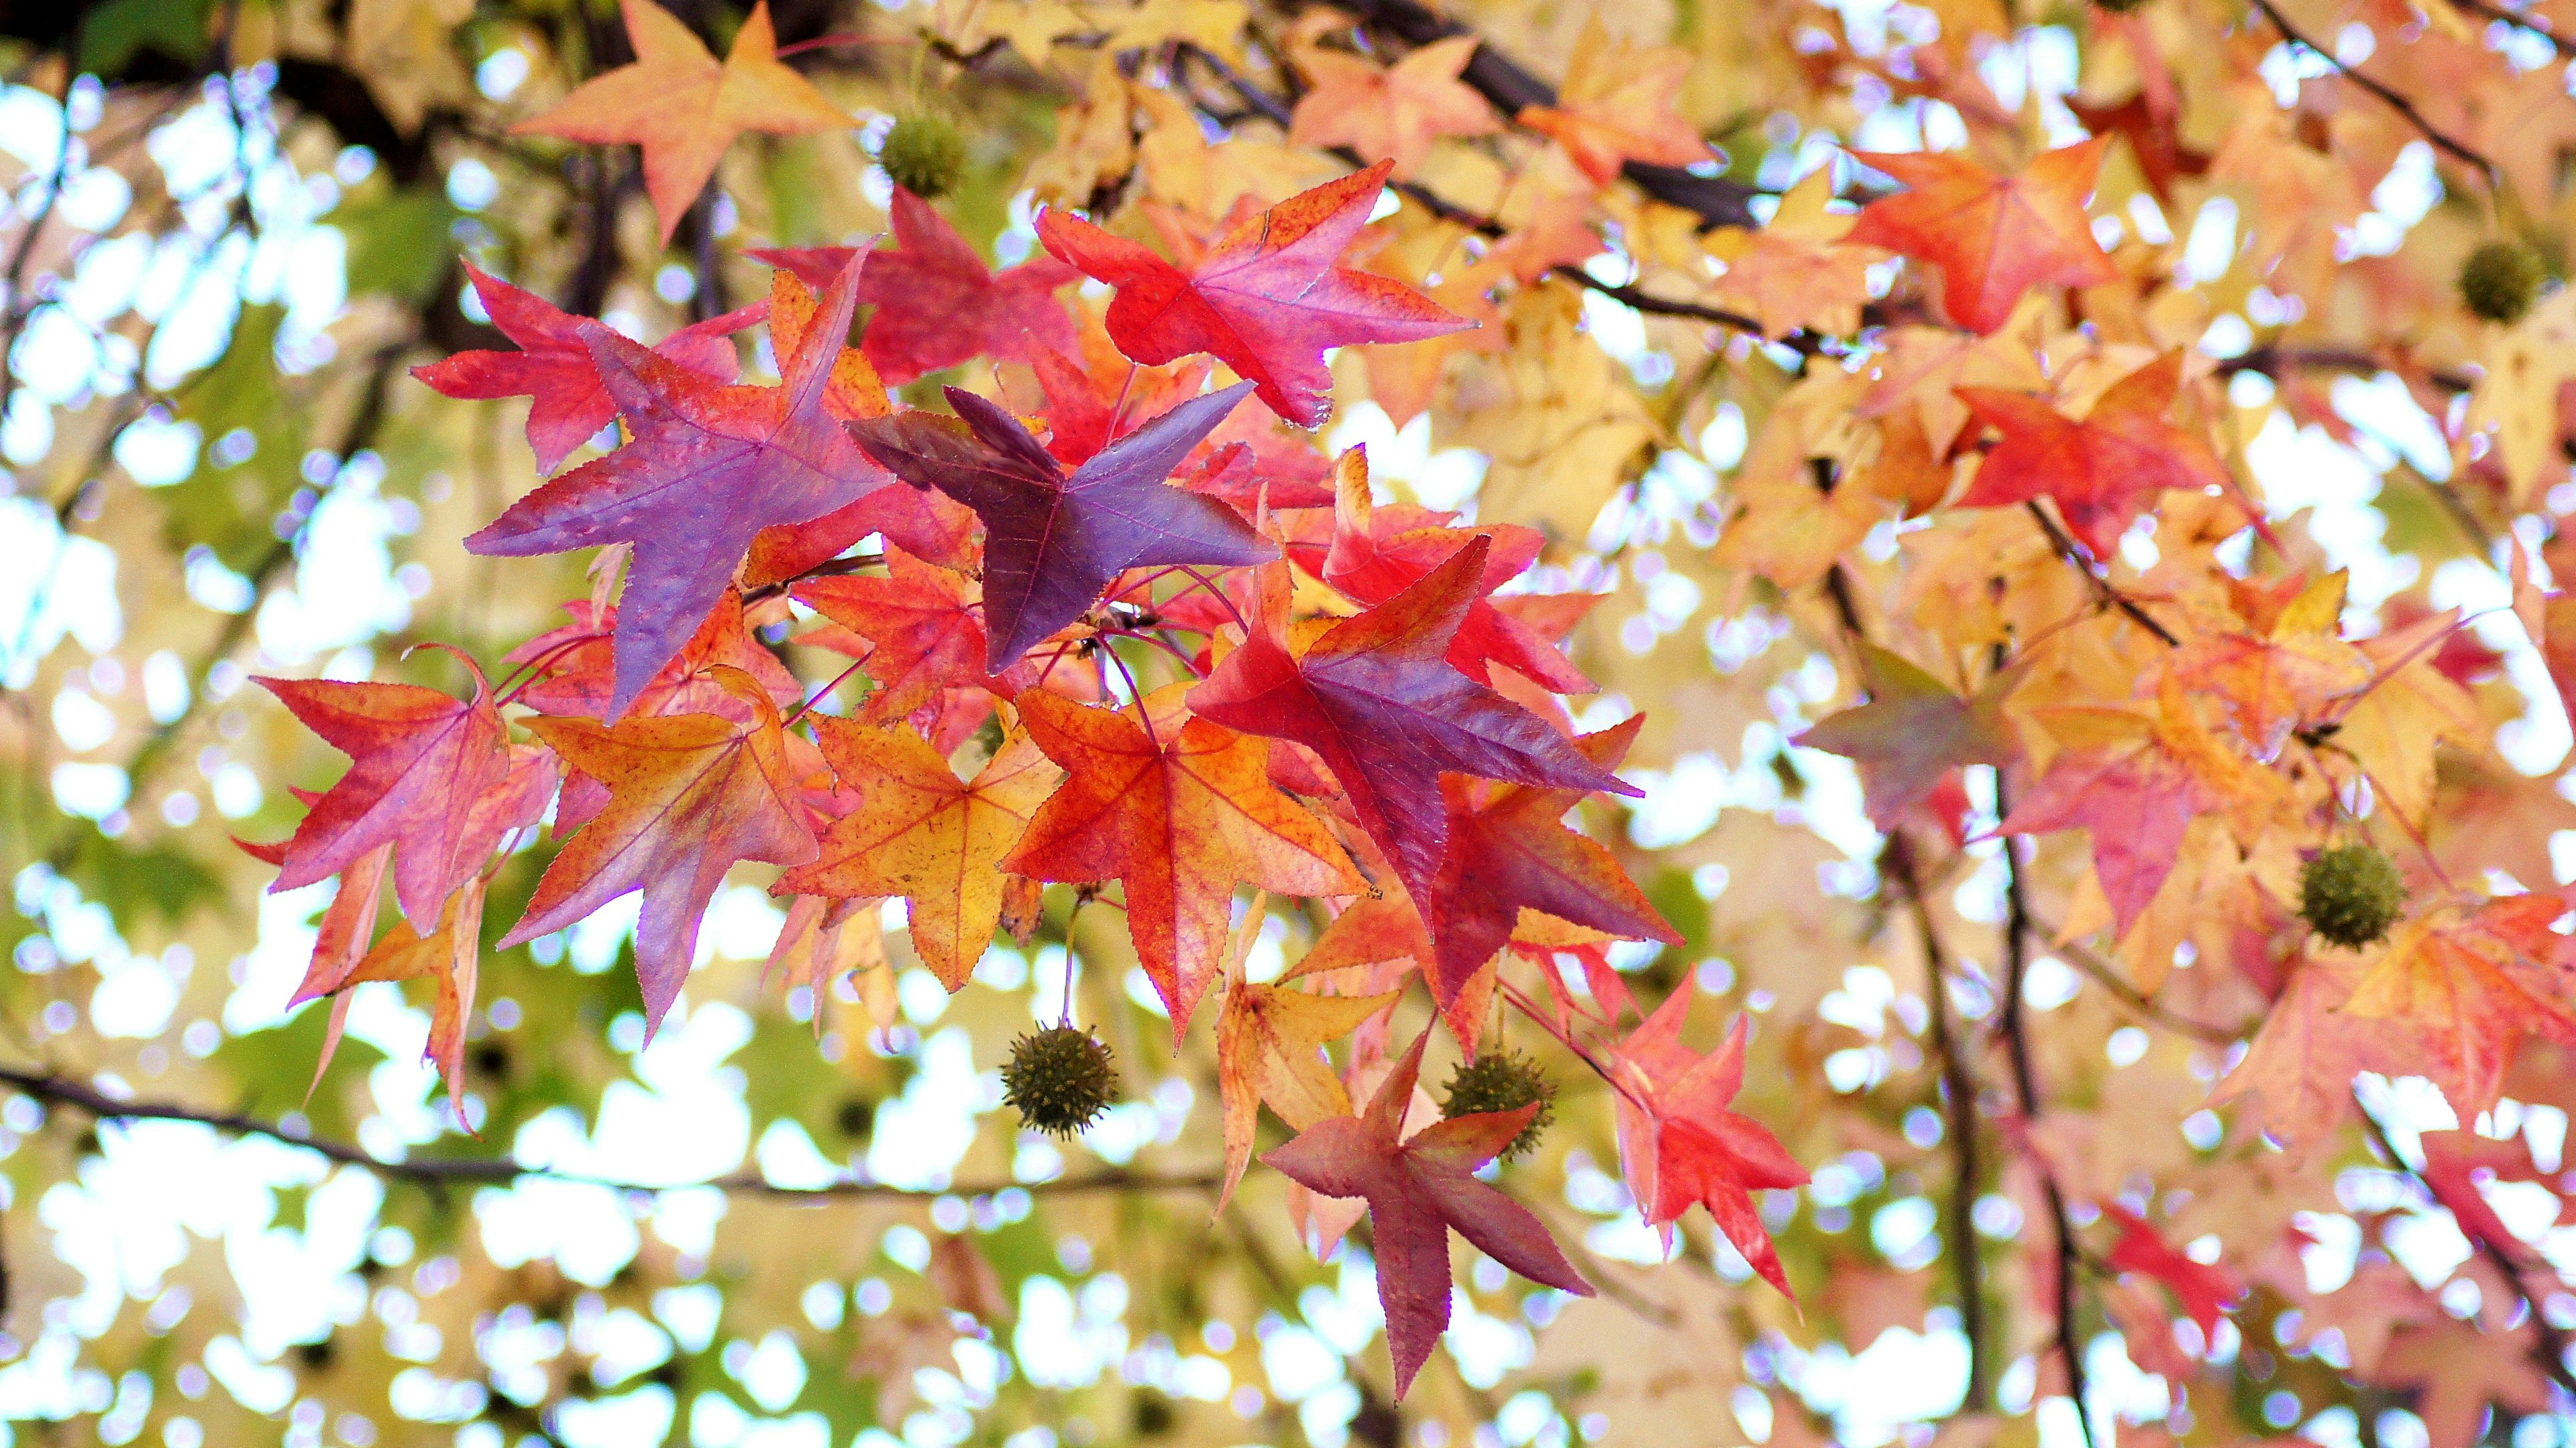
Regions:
[[1441, 1050, 1556, 1161], [1001, 1025, 1117, 1137], [879, 114, 968, 200], [2459, 240, 2547, 325], [2298, 842, 2407, 949]]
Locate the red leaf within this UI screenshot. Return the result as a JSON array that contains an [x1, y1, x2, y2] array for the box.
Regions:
[[258, 654, 510, 933], [792, 550, 994, 723], [1844, 138, 2117, 335], [500, 670, 819, 1034], [2105, 1207, 2244, 1339], [1610, 998, 1809, 1298], [411, 261, 760, 475], [466, 254, 892, 720], [755, 188, 1079, 385], [1191, 537, 1639, 919], [1425, 715, 1677, 1021], [1955, 352, 2231, 560], [1260, 1030, 1593, 1400], [1292, 450, 1592, 692], [847, 383, 1277, 669], [1035, 161, 1472, 427], [1005, 686, 1361, 1036]]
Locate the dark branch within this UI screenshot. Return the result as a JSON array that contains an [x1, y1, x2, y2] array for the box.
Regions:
[[0, 1066, 1220, 1201], [2245, 0, 2500, 184]]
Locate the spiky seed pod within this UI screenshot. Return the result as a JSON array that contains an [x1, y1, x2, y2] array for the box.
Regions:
[[879, 114, 967, 199], [2460, 240, 2547, 325], [2299, 843, 2407, 949], [1001, 1025, 1116, 1137], [1441, 1051, 1557, 1161]]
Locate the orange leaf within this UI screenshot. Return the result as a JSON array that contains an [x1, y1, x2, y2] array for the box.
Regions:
[[1006, 685, 1362, 1035], [1215, 905, 1397, 1208], [502, 670, 818, 1035], [1288, 35, 1497, 179], [776, 719, 1061, 990], [510, 0, 849, 242], [1845, 138, 2116, 334]]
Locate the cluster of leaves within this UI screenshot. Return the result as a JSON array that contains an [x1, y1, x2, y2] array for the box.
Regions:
[[19, 0, 2576, 1441]]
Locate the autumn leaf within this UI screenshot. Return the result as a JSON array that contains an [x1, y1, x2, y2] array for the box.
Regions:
[[411, 262, 761, 474], [1260, 1030, 1593, 1399], [1797, 644, 2017, 833], [1424, 715, 1678, 1024], [2364, 1318, 2554, 1448], [1036, 161, 1472, 427], [339, 874, 486, 1124], [2343, 892, 2576, 1115], [258, 651, 509, 933], [749, 186, 1081, 386], [1287, 35, 1497, 180], [848, 383, 1276, 670], [1609, 996, 1809, 1298], [1704, 169, 1878, 342], [1953, 351, 2231, 560], [774, 719, 1061, 989], [1295, 447, 1593, 693], [2000, 680, 2275, 935], [2169, 571, 2372, 763], [500, 670, 819, 1035], [467, 253, 891, 719], [1515, 20, 1709, 185], [1844, 137, 2116, 335], [1005, 685, 1360, 1033], [2104, 1207, 2243, 1339], [508, 588, 804, 725], [1215, 905, 1396, 1206], [510, 0, 850, 242], [791, 550, 994, 725], [1191, 539, 1640, 918], [2210, 953, 2390, 1157]]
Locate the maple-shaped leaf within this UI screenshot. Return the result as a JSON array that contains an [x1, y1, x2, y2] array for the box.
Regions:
[[1027, 343, 1211, 464], [500, 670, 818, 1035], [467, 254, 891, 720], [1296, 448, 1593, 692], [2104, 1207, 2244, 1339], [792, 550, 994, 725], [1705, 169, 1880, 342], [411, 262, 761, 474], [2343, 892, 2576, 1115], [1515, 21, 1709, 185], [258, 654, 509, 933], [2366, 1318, 2555, 1448], [1844, 137, 2116, 335], [749, 187, 1080, 385], [510, 588, 803, 724], [1035, 161, 1472, 427], [2416, 1130, 2536, 1259], [1953, 352, 2232, 560], [1797, 645, 2017, 833], [1609, 992, 1809, 1296], [1260, 1030, 1593, 1399], [1287, 35, 1498, 179], [847, 382, 1276, 670], [1425, 715, 1678, 1019], [2069, 92, 2210, 205], [1005, 685, 1361, 1034], [1216, 905, 1397, 1207], [773, 720, 1061, 988], [1998, 678, 2272, 936], [340, 874, 486, 1125], [2210, 953, 2391, 1159], [1192, 539, 1640, 915], [510, 0, 850, 242]]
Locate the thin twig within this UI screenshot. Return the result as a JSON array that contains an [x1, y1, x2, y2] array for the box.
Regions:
[[2245, 0, 2500, 185], [0, 1066, 1219, 1201], [2023, 503, 2184, 647], [1996, 773, 2102, 1448], [2443, 0, 2576, 58], [2352, 1096, 2576, 1397]]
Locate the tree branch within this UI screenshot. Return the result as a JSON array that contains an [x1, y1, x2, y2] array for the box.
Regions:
[[2244, 0, 2500, 185], [1321, 0, 1763, 229], [0, 1065, 1220, 1201], [1996, 776, 2102, 1448], [2023, 502, 2183, 648]]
